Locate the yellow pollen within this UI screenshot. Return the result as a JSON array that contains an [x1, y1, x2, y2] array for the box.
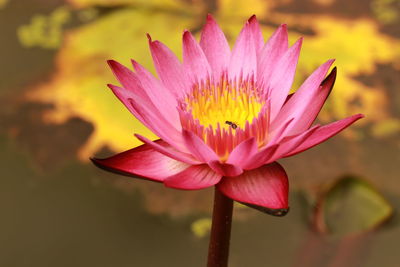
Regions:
[[185, 80, 264, 131]]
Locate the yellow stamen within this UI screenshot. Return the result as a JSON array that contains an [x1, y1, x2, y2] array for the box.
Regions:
[[185, 79, 264, 132]]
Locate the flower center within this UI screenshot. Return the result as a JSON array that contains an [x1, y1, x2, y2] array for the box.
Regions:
[[179, 76, 269, 160], [184, 78, 264, 131]]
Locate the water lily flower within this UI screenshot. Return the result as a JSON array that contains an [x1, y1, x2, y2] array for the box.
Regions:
[[92, 15, 363, 215]]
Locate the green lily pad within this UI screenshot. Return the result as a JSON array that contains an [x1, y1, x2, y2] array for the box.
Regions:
[[316, 176, 393, 236]]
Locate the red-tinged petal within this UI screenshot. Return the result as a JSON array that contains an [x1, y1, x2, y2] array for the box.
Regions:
[[131, 59, 180, 126], [242, 144, 279, 170], [271, 124, 320, 161], [268, 38, 302, 120], [164, 164, 222, 190], [257, 24, 288, 87], [91, 141, 190, 182], [285, 114, 364, 157], [134, 134, 201, 165], [229, 18, 257, 79], [248, 15, 264, 53], [226, 137, 258, 168], [108, 60, 181, 129], [182, 129, 219, 162], [217, 162, 289, 212], [108, 84, 146, 123], [148, 36, 190, 97], [267, 118, 295, 145], [271, 61, 335, 136], [200, 14, 231, 80], [108, 60, 145, 99], [208, 161, 243, 177], [109, 84, 180, 142], [183, 30, 212, 83], [128, 99, 189, 153], [245, 125, 319, 170]]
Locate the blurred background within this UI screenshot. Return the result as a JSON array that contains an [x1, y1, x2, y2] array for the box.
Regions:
[[1, 0, 399, 266]]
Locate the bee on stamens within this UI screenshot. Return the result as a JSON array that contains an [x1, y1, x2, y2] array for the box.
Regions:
[[225, 121, 238, 130]]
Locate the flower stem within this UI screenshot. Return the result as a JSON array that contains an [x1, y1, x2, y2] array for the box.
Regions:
[[207, 187, 234, 267]]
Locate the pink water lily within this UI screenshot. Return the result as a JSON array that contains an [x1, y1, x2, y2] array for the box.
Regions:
[[92, 15, 363, 215]]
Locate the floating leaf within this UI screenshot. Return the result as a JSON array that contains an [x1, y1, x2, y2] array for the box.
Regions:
[[315, 176, 393, 236]]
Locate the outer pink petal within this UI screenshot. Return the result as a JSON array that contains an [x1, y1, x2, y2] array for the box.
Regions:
[[229, 17, 257, 79], [244, 125, 319, 170], [271, 124, 320, 161], [108, 84, 146, 123], [182, 129, 219, 162], [226, 137, 258, 168], [267, 118, 295, 145], [208, 161, 243, 177], [242, 144, 279, 170], [108, 60, 181, 129], [128, 98, 189, 153], [108, 60, 148, 102], [271, 60, 335, 136], [217, 162, 289, 214], [134, 134, 200, 165], [248, 15, 264, 53], [183, 30, 212, 83], [131, 59, 180, 126], [285, 114, 364, 157], [108, 84, 185, 152], [148, 36, 190, 97], [200, 14, 231, 80], [91, 141, 190, 182], [268, 38, 303, 120], [257, 24, 288, 87], [164, 164, 222, 190]]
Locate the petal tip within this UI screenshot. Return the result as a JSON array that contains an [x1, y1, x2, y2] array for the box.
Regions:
[[206, 13, 215, 22], [248, 14, 257, 23], [243, 203, 290, 216], [146, 33, 152, 42], [107, 59, 117, 67], [357, 113, 365, 119]]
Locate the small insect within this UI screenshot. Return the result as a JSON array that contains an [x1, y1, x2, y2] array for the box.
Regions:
[[225, 120, 238, 130]]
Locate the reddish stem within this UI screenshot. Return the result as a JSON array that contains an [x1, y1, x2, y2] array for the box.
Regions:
[[207, 188, 234, 267]]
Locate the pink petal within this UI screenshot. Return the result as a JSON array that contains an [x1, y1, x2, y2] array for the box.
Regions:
[[267, 118, 295, 145], [164, 164, 222, 190], [257, 24, 288, 87], [229, 17, 257, 79], [248, 15, 264, 53], [91, 141, 190, 182], [107, 84, 146, 123], [182, 129, 219, 162], [134, 134, 201, 165], [108, 60, 181, 129], [267, 38, 303, 120], [200, 14, 231, 80], [271, 61, 335, 136], [131, 59, 180, 126], [226, 137, 258, 168], [242, 144, 280, 170], [271, 124, 320, 161], [148, 35, 191, 97], [108, 60, 148, 102], [128, 98, 189, 153], [244, 125, 319, 170], [208, 161, 243, 177], [183, 30, 212, 83], [285, 114, 364, 157], [217, 162, 289, 213]]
